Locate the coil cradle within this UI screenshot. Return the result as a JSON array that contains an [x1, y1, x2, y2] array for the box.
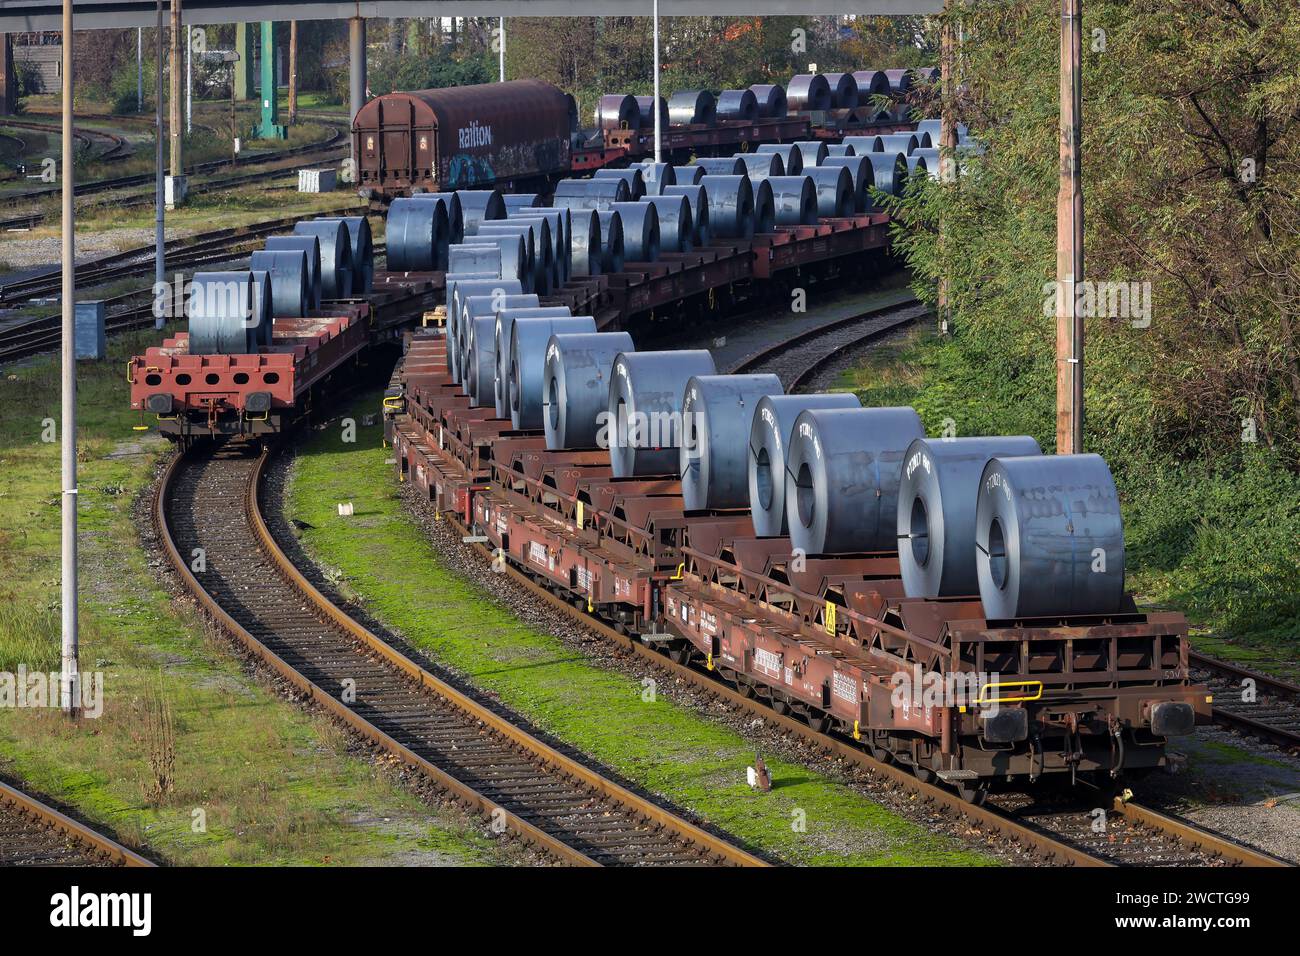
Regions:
[[606, 350, 718, 478], [460, 293, 540, 398], [896, 435, 1043, 599], [765, 176, 819, 226], [975, 454, 1126, 619], [746, 394, 862, 537], [187, 271, 271, 354], [784, 406, 924, 556], [337, 215, 374, 293], [553, 177, 631, 211], [455, 232, 531, 292], [668, 89, 716, 126], [864, 152, 908, 212], [787, 74, 832, 112], [568, 209, 602, 277], [793, 140, 831, 168], [494, 306, 574, 418], [661, 184, 711, 247], [542, 331, 637, 450], [446, 276, 522, 381], [747, 83, 787, 118], [509, 316, 599, 430], [640, 195, 693, 254], [594, 167, 647, 201], [699, 175, 755, 239], [385, 197, 449, 272], [638, 161, 677, 197], [679, 374, 784, 511], [818, 156, 872, 213], [595, 93, 639, 130], [716, 88, 759, 122], [735, 151, 785, 183], [755, 143, 804, 176], [294, 219, 353, 299], [669, 164, 705, 186], [457, 189, 508, 235], [822, 72, 860, 109], [263, 235, 322, 309], [693, 156, 746, 177], [248, 249, 310, 318], [595, 210, 625, 273]]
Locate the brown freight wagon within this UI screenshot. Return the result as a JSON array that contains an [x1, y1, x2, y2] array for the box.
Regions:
[[353, 79, 576, 201]]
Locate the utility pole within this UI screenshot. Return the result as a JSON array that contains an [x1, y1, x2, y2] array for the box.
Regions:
[[349, 17, 366, 173], [169, 0, 182, 177], [652, 0, 661, 163], [185, 23, 191, 134], [59, 0, 79, 718], [937, 0, 956, 334], [498, 17, 505, 82], [287, 20, 297, 125], [154, 0, 166, 329], [1055, 0, 1084, 454], [137, 27, 143, 112]]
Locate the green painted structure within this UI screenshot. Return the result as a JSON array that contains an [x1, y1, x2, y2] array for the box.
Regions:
[[252, 21, 285, 140]]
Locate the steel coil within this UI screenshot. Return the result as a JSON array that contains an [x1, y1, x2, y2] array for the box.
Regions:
[[568, 208, 602, 277], [494, 306, 574, 418], [852, 70, 890, 99], [480, 221, 547, 294], [511, 208, 570, 284], [612, 201, 659, 262], [595, 210, 625, 273], [293, 219, 353, 299], [912, 66, 940, 85], [864, 152, 907, 211], [912, 147, 943, 180], [542, 331, 636, 450], [801, 165, 851, 218], [883, 69, 912, 94], [465, 315, 501, 407], [461, 293, 540, 402], [595, 93, 639, 130], [635, 95, 669, 130], [187, 271, 270, 355], [251, 269, 273, 345], [447, 242, 504, 279], [447, 276, 522, 381], [638, 161, 677, 197], [823, 72, 859, 109], [818, 157, 870, 213], [594, 167, 646, 201], [755, 143, 804, 176], [736, 152, 784, 182], [896, 436, 1043, 599], [766, 175, 818, 226], [699, 175, 754, 239], [905, 153, 929, 183], [794, 140, 830, 168], [553, 177, 630, 211], [975, 454, 1126, 618], [680, 373, 785, 510], [754, 178, 776, 233], [669, 164, 705, 185], [457, 233, 530, 293], [456, 189, 507, 236], [787, 74, 832, 112], [786, 406, 924, 555], [502, 193, 543, 213], [748, 84, 787, 117], [248, 249, 310, 318], [824, 143, 855, 158], [606, 350, 718, 478], [716, 89, 759, 122], [336, 215, 374, 293], [509, 315, 598, 430], [842, 135, 883, 153], [668, 89, 716, 126], [385, 197, 448, 273], [263, 235, 321, 309], [915, 118, 969, 143], [878, 133, 921, 156], [661, 184, 711, 246], [693, 156, 745, 176], [644, 195, 694, 253], [415, 191, 464, 246], [748, 393, 862, 537]]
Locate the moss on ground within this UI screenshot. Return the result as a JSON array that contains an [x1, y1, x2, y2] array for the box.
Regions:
[[285, 392, 998, 867]]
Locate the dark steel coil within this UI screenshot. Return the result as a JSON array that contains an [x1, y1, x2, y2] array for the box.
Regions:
[[638, 161, 676, 197], [384, 197, 449, 273], [748, 84, 787, 117], [415, 191, 464, 247], [912, 147, 942, 180], [263, 235, 321, 309], [552, 177, 630, 211], [824, 143, 855, 158], [594, 167, 646, 201], [883, 68, 912, 94], [465, 315, 502, 407], [635, 95, 669, 130], [736, 151, 785, 182], [661, 184, 711, 247], [542, 331, 636, 450], [293, 219, 353, 299], [878, 133, 921, 156], [336, 215, 374, 293], [822, 72, 859, 109], [896, 436, 1043, 599], [595, 210, 625, 273], [748, 393, 862, 537], [595, 93, 640, 130], [606, 349, 718, 478], [187, 271, 270, 355], [457, 233, 531, 293], [502, 193, 543, 213], [568, 209, 602, 277], [480, 220, 548, 294], [766, 175, 818, 226], [667, 89, 716, 126], [680, 373, 785, 511], [693, 156, 745, 176], [612, 201, 660, 262], [905, 153, 929, 183], [786, 406, 924, 555], [787, 74, 831, 112], [716, 89, 759, 122], [509, 315, 598, 430], [916, 118, 968, 143], [512, 208, 570, 285], [456, 189, 507, 236], [975, 454, 1126, 618], [818, 156, 871, 213], [643, 195, 693, 253], [494, 306, 574, 418], [447, 242, 504, 279], [446, 275, 522, 381], [864, 152, 908, 211], [756, 143, 804, 176], [699, 175, 754, 239], [669, 164, 705, 185], [842, 134, 883, 153], [852, 70, 890, 99], [248, 249, 309, 318], [461, 293, 540, 403]]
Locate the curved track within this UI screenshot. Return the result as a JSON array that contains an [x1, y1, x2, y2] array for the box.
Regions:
[[0, 780, 153, 867], [157, 443, 765, 867]]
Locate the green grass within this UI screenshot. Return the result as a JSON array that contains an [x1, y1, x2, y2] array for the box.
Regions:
[[0, 333, 516, 866], [285, 392, 998, 867]]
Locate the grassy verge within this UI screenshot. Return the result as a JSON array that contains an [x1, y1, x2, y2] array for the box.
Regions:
[[0, 336, 514, 866], [838, 327, 1300, 683], [285, 392, 997, 867]]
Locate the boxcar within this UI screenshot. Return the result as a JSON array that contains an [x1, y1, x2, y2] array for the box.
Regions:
[[354, 79, 575, 200]]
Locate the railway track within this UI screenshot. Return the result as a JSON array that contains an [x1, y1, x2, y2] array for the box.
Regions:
[[1190, 652, 1300, 751], [156, 443, 764, 867], [0, 779, 153, 867]]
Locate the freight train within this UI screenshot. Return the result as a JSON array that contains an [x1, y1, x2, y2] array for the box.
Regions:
[[354, 68, 938, 203]]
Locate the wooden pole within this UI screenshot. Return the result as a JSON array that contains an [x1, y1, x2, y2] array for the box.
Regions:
[[288, 20, 297, 125], [59, 0, 79, 718], [1055, 0, 1084, 453], [169, 0, 182, 176], [937, 0, 956, 334]]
